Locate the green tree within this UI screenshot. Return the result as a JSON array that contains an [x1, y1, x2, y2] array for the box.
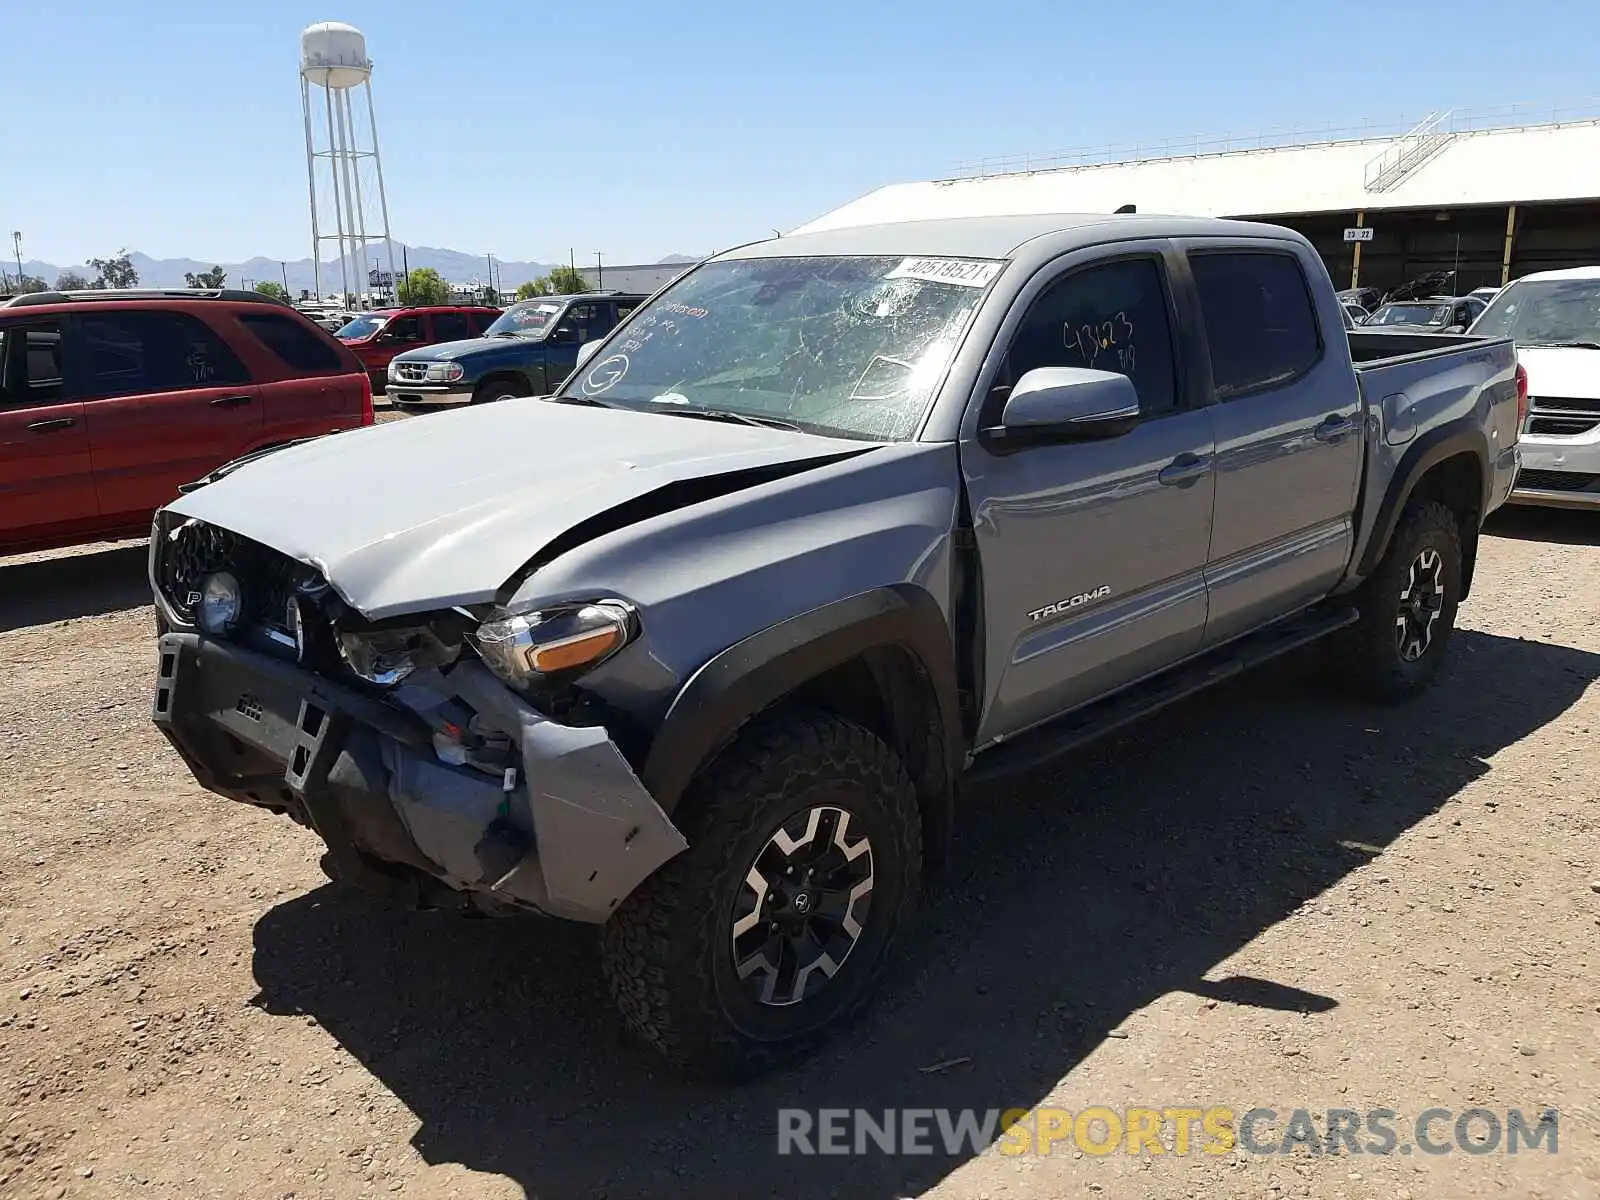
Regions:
[[185, 265, 228, 289], [5, 274, 47, 294], [396, 267, 449, 306], [252, 280, 290, 302], [547, 265, 588, 294], [54, 271, 91, 290], [88, 249, 139, 289], [516, 276, 555, 300]]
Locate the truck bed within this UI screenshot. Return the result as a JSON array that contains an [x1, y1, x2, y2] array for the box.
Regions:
[[1342, 328, 1520, 584]]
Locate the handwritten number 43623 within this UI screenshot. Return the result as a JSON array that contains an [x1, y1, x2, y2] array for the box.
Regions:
[[1065, 312, 1135, 374]]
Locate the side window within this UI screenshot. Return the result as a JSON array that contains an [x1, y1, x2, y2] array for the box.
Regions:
[[431, 312, 473, 341], [563, 303, 601, 341], [469, 310, 498, 334], [238, 312, 344, 373], [79, 312, 250, 399], [1189, 252, 1321, 400], [0, 320, 66, 406], [384, 315, 423, 343], [1000, 257, 1179, 417], [615, 300, 640, 323]]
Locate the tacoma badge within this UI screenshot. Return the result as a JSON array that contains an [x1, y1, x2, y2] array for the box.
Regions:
[[1028, 585, 1112, 623]]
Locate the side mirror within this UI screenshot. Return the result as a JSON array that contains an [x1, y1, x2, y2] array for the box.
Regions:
[[575, 339, 604, 370], [549, 326, 580, 346], [985, 368, 1140, 445]]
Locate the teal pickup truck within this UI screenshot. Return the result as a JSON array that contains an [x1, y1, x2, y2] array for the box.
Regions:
[[384, 291, 645, 409]]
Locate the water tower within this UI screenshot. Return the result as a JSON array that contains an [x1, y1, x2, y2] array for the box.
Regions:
[[300, 22, 396, 304]]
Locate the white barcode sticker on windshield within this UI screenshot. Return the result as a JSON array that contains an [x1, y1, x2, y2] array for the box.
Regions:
[[885, 257, 1003, 288]]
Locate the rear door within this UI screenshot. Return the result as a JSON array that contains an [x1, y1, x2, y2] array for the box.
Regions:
[[0, 315, 98, 544], [76, 309, 262, 522], [1181, 243, 1363, 648], [234, 310, 367, 440], [961, 245, 1218, 741]]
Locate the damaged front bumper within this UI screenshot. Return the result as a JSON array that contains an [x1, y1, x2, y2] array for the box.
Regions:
[[151, 632, 686, 922]]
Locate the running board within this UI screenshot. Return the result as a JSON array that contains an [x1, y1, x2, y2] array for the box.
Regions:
[[965, 605, 1359, 785]]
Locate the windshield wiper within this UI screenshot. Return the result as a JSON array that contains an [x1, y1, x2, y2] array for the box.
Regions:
[[1520, 341, 1600, 350], [652, 407, 802, 432]]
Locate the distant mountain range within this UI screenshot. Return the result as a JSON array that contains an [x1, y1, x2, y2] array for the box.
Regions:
[[12, 243, 704, 296]]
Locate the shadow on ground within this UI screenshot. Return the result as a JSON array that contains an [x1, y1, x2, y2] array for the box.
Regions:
[[1484, 505, 1600, 547], [251, 629, 1600, 1199], [0, 542, 150, 633]]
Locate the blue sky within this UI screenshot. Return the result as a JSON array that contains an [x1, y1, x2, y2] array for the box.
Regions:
[[4, 0, 1596, 267]]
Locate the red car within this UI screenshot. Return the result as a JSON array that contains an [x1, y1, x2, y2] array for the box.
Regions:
[[334, 305, 500, 389], [0, 288, 372, 556]]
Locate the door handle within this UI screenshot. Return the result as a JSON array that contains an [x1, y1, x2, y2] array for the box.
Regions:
[[209, 393, 254, 408], [1314, 414, 1355, 443], [1157, 453, 1211, 487], [25, 417, 76, 432]]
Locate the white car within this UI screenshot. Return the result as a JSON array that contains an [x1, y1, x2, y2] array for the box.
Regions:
[[1472, 267, 1600, 508]]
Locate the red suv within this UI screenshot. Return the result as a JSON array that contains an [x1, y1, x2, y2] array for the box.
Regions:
[[0, 288, 373, 556], [334, 305, 500, 389]]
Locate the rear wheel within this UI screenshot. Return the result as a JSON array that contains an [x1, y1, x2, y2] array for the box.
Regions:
[[600, 710, 921, 1079], [1331, 500, 1463, 701], [472, 379, 522, 405]]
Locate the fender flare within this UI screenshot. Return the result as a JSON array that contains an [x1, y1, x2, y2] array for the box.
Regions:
[[1355, 416, 1489, 579], [639, 585, 963, 821]]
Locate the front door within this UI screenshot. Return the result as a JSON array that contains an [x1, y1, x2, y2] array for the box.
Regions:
[[1181, 244, 1364, 648], [0, 316, 97, 545], [961, 248, 1217, 744], [75, 309, 262, 521], [544, 301, 605, 386]]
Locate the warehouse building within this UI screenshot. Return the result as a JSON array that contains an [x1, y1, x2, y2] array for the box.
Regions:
[[795, 101, 1600, 296]]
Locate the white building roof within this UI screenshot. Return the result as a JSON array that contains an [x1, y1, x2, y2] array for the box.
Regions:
[[796, 113, 1600, 235]]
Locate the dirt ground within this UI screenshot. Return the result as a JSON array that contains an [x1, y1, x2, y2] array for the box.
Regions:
[[2, 504, 1598, 1200]]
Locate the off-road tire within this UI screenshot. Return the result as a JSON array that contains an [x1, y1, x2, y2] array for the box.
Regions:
[[472, 379, 522, 405], [1332, 500, 1463, 702], [600, 709, 922, 1080]]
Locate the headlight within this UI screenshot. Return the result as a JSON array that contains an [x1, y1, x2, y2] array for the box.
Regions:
[[471, 600, 634, 688], [386, 359, 401, 380], [425, 362, 465, 383], [196, 571, 243, 635], [336, 622, 462, 686]]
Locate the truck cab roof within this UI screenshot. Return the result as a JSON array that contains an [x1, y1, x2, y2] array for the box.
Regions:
[[733, 213, 1305, 267]]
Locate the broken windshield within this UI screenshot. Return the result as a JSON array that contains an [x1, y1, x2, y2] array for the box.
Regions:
[[557, 255, 1001, 441], [1471, 278, 1600, 347]]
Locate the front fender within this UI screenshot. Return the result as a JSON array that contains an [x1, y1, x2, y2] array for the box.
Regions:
[[638, 584, 962, 817]]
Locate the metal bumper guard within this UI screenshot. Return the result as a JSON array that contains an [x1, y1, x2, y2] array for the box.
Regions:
[[152, 633, 687, 922]]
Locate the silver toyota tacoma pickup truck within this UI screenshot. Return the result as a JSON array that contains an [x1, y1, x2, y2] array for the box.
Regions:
[[148, 214, 1521, 1077]]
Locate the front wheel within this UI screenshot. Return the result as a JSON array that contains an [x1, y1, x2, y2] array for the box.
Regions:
[[600, 710, 922, 1079], [472, 380, 522, 405], [1331, 500, 1463, 701]]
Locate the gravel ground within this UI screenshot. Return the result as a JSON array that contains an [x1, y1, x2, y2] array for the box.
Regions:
[[1, 505, 1597, 1200]]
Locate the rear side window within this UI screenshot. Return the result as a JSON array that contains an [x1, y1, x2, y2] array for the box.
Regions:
[[469, 310, 498, 334], [431, 311, 473, 341], [80, 312, 250, 398], [1189, 252, 1321, 400], [239, 312, 345, 373]]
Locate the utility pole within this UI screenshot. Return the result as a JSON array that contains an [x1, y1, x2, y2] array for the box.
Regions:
[[595, 251, 603, 290], [11, 231, 23, 288], [281, 261, 290, 292]]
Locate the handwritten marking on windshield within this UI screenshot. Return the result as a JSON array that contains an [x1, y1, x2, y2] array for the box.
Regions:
[[581, 353, 630, 395]]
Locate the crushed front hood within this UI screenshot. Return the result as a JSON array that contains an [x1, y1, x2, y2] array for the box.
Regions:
[[166, 400, 864, 619]]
